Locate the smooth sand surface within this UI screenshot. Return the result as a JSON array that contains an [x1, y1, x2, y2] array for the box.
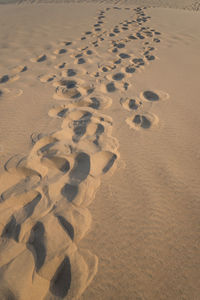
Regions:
[[0, 1, 200, 299]]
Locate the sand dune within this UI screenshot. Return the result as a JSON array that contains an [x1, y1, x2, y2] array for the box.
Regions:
[[0, 1, 200, 299]]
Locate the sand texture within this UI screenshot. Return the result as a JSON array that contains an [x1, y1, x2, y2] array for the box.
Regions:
[[0, 2, 200, 300]]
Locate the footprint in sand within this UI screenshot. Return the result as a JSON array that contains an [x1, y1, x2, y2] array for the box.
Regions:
[[126, 112, 159, 130], [140, 90, 169, 102], [39, 74, 56, 83], [54, 48, 67, 55], [0, 74, 20, 84], [11, 65, 28, 74], [53, 77, 95, 100], [120, 97, 142, 111], [0, 87, 23, 99], [30, 54, 47, 63], [54, 62, 66, 69]]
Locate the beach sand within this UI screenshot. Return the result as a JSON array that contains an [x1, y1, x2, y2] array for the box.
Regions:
[[0, 1, 200, 299]]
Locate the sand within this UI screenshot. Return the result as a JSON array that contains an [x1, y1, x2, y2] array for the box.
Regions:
[[0, 1, 200, 300]]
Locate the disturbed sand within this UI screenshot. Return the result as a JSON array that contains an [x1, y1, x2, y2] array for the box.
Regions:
[[0, 1, 200, 299]]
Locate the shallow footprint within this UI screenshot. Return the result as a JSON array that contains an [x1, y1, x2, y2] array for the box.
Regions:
[[120, 97, 142, 111], [0, 87, 23, 99]]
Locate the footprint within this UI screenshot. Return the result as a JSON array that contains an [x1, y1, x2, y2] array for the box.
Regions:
[[128, 35, 137, 40], [56, 215, 74, 240], [0, 75, 9, 84], [54, 48, 67, 55], [1, 216, 21, 242], [125, 65, 136, 74], [71, 112, 92, 143], [140, 90, 169, 102], [64, 69, 77, 77], [0, 169, 41, 203], [77, 58, 86, 65], [126, 113, 158, 130], [54, 86, 81, 100], [0, 88, 23, 99], [61, 41, 72, 47], [49, 256, 71, 298], [11, 65, 27, 74], [112, 72, 125, 81], [55, 62, 66, 69], [39, 74, 56, 83], [119, 53, 131, 59], [106, 82, 116, 93], [120, 97, 142, 111], [41, 156, 70, 173], [30, 54, 47, 63], [0, 74, 19, 84], [90, 151, 117, 177], [61, 183, 78, 202], [69, 152, 90, 184], [27, 221, 46, 272], [132, 58, 145, 67]]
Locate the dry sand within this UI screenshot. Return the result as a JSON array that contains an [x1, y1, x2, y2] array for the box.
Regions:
[[0, 1, 200, 300]]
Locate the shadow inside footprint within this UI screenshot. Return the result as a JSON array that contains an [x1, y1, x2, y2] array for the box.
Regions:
[[70, 152, 90, 184], [112, 72, 125, 81], [56, 215, 74, 240], [50, 256, 71, 298], [133, 115, 151, 128], [37, 55, 47, 62], [27, 222, 46, 272], [103, 154, 117, 173], [1, 216, 21, 242], [2, 193, 41, 240], [61, 184, 78, 202], [106, 82, 116, 92], [143, 90, 159, 101], [129, 99, 140, 110], [119, 53, 130, 59], [78, 58, 86, 64], [117, 43, 125, 48], [59, 80, 77, 89], [58, 49, 67, 54], [89, 97, 100, 109], [67, 69, 76, 77], [38, 142, 57, 156], [128, 35, 137, 40], [57, 108, 68, 118], [133, 58, 145, 66], [0, 75, 9, 84], [23, 193, 42, 219], [72, 112, 92, 142], [0, 175, 40, 203], [114, 59, 121, 65], [46, 156, 70, 173], [126, 66, 135, 74]]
